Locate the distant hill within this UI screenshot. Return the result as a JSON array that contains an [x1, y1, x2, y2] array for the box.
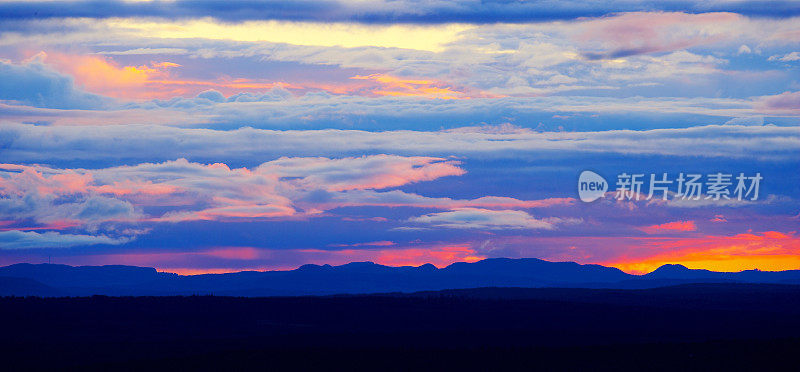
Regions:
[[643, 263, 800, 284], [0, 276, 61, 297], [2, 258, 800, 297]]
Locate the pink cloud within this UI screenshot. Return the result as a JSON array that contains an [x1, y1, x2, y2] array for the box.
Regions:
[[0, 156, 473, 229], [204, 247, 261, 260], [0, 164, 91, 196], [639, 220, 697, 234], [575, 12, 741, 59], [756, 91, 800, 114], [329, 240, 397, 248], [711, 215, 727, 222]]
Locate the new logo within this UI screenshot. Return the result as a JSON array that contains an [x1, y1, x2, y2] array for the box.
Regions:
[[578, 170, 607, 202]]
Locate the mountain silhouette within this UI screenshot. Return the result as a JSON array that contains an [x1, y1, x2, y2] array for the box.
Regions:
[[0, 276, 62, 297], [2, 258, 800, 296], [645, 264, 725, 280]]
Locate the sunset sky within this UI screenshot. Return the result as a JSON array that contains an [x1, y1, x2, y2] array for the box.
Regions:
[[0, 0, 798, 274]]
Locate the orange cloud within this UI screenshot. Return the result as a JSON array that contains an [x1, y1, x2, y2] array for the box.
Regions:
[[31, 52, 500, 101], [44, 52, 168, 99], [351, 74, 500, 99], [604, 231, 800, 274], [639, 220, 697, 233], [40, 51, 296, 99]]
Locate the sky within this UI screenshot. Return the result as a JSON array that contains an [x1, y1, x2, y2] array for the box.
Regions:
[[0, 0, 798, 275]]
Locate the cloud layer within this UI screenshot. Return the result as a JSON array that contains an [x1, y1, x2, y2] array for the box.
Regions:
[[0, 4, 797, 273]]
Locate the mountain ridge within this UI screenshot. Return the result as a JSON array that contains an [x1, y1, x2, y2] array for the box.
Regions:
[[2, 258, 800, 297]]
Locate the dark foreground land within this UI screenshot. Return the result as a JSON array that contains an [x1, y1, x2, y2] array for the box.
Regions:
[[3, 283, 800, 371]]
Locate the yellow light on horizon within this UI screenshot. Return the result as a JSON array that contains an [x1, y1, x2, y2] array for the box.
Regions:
[[106, 18, 474, 52]]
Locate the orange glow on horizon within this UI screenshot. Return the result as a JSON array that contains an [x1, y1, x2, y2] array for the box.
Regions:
[[603, 231, 800, 274], [34, 231, 800, 276]]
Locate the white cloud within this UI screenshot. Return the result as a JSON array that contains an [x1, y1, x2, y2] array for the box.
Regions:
[[1, 122, 797, 164], [407, 208, 556, 230], [738, 45, 752, 54], [723, 116, 764, 126], [768, 52, 800, 62]]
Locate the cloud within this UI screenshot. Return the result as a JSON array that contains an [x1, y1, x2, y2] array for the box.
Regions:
[[329, 240, 396, 248], [756, 91, 800, 114], [408, 208, 557, 230], [258, 155, 464, 191], [4, 11, 796, 104], [103, 18, 472, 52], [97, 48, 190, 55], [768, 52, 800, 62], [41, 52, 295, 100], [0, 4, 797, 270], [0, 156, 466, 229], [305, 190, 575, 211], [639, 220, 697, 234], [738, 45, 752, 54], [574, 12, 745, 60], [0, 56, 110, 109], [1, 1, 798, 23], [2, 123, 797, 165], [195, 89, 226, 103], [0, 230, 130, 249], [350, 74, 495, 99], [723, 116, 764, 126], [0, 163, 141, 226]]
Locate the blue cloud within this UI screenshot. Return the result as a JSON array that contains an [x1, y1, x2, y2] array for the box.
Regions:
[[0, 230, 131, 249], [0, 58, 111, 109]]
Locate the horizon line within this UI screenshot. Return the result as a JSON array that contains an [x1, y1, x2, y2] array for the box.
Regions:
[[5, 257, 797, 277]]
